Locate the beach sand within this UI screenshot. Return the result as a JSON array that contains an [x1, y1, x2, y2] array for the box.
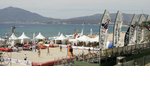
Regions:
[[2, 47, 88, 63], [1, 32, 125, 65]]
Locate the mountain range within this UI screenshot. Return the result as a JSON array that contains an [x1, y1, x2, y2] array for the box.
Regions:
[[62, 13, 134, 25], [0, 7, 144, 25]]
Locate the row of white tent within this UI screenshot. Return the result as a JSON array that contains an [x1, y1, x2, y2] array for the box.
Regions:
[[53, 33, 99, 43], [8, 32, 72, 41], [6, 32, 46, 46], [69, 35, 99, 43], [9, 32, 46, 40], [5, 31, 99, 45]]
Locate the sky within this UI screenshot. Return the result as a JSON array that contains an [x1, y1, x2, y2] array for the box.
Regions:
[[0, 0, 150, 19]]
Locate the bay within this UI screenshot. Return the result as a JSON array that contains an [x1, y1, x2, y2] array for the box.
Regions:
[[0, 24, 128, 38]]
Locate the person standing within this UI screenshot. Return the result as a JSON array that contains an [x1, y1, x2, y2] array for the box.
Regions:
[[67, 45, 71, 57], [38, 48, 41, 57], [68, 45, 74, 65], [60, 45, 62, 52], [24, 54, 27, 61], [88, 48, 91, 54], [69, 45, 73, 57], [47, 46, 50, 55]]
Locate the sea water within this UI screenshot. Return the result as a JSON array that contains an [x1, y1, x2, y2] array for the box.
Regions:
[[0, 24, 128, 38]]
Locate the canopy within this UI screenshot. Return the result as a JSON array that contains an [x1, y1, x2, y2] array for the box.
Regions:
[[18, 32, 30, 44], [90, 36, 99, 42], [18, 32, 30, 39], [55, 33, 67, 40], [35, 32, 45, 39], [0, 37, 5, 41], [9, 33, 18, 40], [66, 35, 73, 39], [77, 35, 91, 42], [69, 39, 78, 42]]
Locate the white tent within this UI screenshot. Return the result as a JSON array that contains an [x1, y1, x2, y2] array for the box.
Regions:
[[66, 35, 73, 39], [69, 39, 78, 45], [9, 33, 18, 46], [55, 33, 67, 40], [77, 35, 91, 42], [90, 36, 99, 42], [18, 32, 30, 44], [35, 32, 45, 40], [0, 37, 4, 41], [9, 33, 18, 40], [18, 32, 30, 39], [55, 33, 67, 44], [69, 39, 77, 42]]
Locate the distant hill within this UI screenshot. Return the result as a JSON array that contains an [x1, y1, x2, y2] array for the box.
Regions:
[[61, 14, 102, 24], [0, 7, 59, 24], [0, 7, 147, 25], [63, 13, 149, 25], [62, 13, 134, 25]]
